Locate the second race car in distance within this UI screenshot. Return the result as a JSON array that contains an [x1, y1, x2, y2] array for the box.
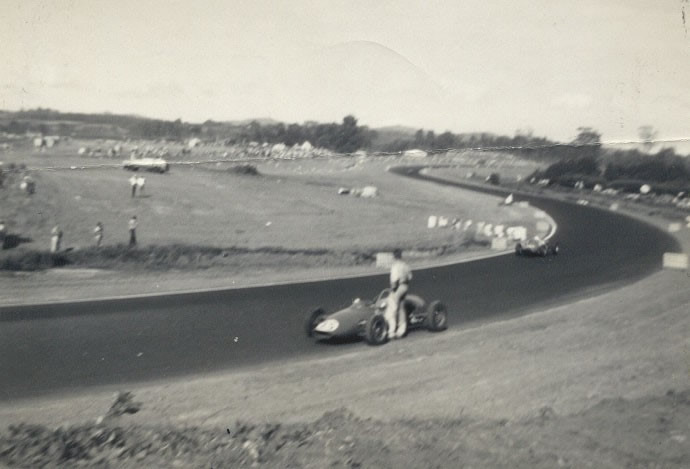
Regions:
[[515, 236, 560, 257]]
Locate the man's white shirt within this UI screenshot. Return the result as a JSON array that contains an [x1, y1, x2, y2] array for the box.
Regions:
[[390, 260, 412, 285]]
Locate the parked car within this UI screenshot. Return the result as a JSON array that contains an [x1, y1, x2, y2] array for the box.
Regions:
[[123, 158, 169, 173]]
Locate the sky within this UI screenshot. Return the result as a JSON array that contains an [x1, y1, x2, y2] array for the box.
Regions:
[[2, 0, 689, 149]]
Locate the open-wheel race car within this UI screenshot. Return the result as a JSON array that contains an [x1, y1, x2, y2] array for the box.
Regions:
[[305, 288, 448, 346], [515, 237, 559, 257]]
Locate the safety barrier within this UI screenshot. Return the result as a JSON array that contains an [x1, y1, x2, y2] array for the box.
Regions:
[[662, 253, 688, 270], [491, 238, 508, 250], [668, 223, 682, 233], [506, 226, 527, 241], [424, 207, 553, 248]]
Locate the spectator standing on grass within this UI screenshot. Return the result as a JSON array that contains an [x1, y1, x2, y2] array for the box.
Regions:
[[129, 175, 138, 198], [20, 175, 36, 195], [94, 222, 104, 248], [128, 216, 138, 247], [385, 248, 413, 340], [0, 220, 6, 249], [136, 176, 146, 196], [50, 224, 63, 253]]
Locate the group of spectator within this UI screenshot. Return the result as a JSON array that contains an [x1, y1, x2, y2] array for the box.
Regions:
[[1, 169, 152, 256], [9, 174, 147, 254], [48, 216, 139, 253]]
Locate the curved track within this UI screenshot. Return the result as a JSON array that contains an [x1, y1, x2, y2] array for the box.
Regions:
[[0, 167, 679, 400]]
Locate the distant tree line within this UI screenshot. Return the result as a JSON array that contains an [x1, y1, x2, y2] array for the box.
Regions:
[[0, 108, 607, 162], [371, 125, 604, 164], [0, 109, 375, 153], [0, 109, 203, 140], [530, 127, 690, 194], [216, 115, 377, 153], [4, 110, 688, 194], [1, 108, 590, 159], [370, 129, 533, 153]]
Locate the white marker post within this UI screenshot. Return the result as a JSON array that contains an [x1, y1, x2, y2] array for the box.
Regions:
[[662, 253, 688, 270]]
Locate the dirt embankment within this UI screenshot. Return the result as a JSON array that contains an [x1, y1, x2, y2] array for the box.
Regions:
[[2, 391, 688, 468]]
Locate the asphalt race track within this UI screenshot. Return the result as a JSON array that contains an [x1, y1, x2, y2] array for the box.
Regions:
[[0, 167, 680, 401]]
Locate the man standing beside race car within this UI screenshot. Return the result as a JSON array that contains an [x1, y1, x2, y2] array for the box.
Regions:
[[386, 248, 412, 340]]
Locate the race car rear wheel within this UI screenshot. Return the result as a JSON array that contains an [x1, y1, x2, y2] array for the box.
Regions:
[[425, 301, 448, 332], [305, 308, 327, 338], [365, 314, 388, 346]]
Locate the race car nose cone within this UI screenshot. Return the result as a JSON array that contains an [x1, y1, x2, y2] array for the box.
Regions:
[[315, 318, 339, 333]]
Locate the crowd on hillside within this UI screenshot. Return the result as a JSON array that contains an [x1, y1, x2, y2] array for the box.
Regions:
[[73, 138, 335, 162]]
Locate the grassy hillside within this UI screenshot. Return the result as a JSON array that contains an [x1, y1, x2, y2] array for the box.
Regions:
[[0, 141, 540, 271]]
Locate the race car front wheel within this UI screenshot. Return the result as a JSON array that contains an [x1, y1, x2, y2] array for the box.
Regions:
[[365, 314, 388, 346], [305, 308, 326, 337]]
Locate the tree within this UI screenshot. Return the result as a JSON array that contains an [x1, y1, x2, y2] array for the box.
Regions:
[[515, 127, 534, 139], [334, 115, 369, 153], [170, 118, 183, 139], [284, 123, 303, 146], [425, 130, 436, 149], [513, 127, 534, 149], [545, 156, 600, 179], [334, 115, 359, 153], [7, 120, 28, 134], [247, 121, 263, 142], [573, 127, 601, 146], [436, 131, 455, 149], [342, 115, 357, 129], [637, 125, 658, 154], [572, 127, 602, 160]]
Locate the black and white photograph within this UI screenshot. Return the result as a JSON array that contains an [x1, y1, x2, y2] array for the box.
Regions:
[[1, 1, 689, 467]]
